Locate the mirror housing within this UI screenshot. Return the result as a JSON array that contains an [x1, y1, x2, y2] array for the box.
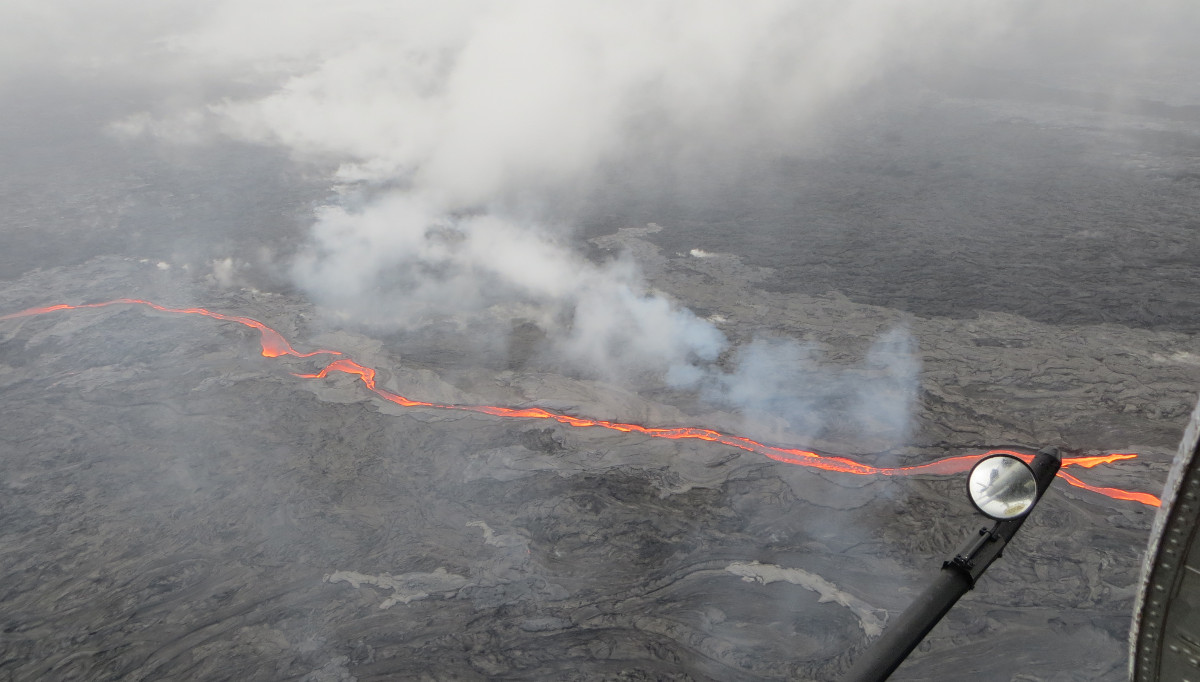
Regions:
[[967, 454, 1039, 520]]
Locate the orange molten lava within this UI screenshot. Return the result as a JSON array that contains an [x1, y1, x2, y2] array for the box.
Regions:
[[1, 299, 340, 358], [3, 299, 1162, 507]]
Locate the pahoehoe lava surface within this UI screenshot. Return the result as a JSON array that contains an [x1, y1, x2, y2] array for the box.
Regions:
[[2, 76, 1200, 681]]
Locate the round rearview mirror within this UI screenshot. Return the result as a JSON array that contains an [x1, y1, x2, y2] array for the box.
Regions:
[[967, 454, 1039, 520]]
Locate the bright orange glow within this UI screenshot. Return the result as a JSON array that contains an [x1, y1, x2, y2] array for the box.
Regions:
[[3, 299, 1162, 507], [1, 299, 340, 358], [1057, 471, 1162, 507]]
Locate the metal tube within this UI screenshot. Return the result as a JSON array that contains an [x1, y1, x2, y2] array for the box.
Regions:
[[840, 567, 973, 682]]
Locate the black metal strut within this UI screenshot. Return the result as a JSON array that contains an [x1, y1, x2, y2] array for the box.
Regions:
[[840, 446, 1062, 682]]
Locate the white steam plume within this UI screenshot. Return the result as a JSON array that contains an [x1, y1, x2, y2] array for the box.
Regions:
[[141, 0, 995, 386], [184, 0, 1011, 195], [704, 329, 919, 446], [291, 191, 727, 383], [70, 0, 1187, 438]]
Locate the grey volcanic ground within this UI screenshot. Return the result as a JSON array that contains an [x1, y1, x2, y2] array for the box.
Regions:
[[3, 72, 1200, 682]]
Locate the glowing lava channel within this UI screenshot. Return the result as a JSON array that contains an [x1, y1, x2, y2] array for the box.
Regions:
[[2, 299, 1162, 507]]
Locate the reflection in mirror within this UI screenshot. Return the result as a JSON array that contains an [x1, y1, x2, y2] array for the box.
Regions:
[[968, 455, 1038, 520]]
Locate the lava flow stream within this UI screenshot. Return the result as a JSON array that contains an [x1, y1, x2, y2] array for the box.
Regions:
[[2, 299, 1162, 507]]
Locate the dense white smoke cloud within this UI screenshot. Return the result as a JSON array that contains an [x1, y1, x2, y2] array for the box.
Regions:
[[21, 0, 1191, 439], [143, 0, 985, 391], [185, 0, 1008, 194], [291, 191, 728, 383], [86, 0, 1006, 438]]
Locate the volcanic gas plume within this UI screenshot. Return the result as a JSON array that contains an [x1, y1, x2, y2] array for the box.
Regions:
[[1, 299, 1161, 507]]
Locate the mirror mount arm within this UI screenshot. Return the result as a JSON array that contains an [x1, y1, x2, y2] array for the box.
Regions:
[[841, 447, 1063, 682], [948, 447, 1064, 587], [945, 523, 1004, 588]]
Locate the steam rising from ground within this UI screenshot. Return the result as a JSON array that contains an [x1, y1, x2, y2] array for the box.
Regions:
[[15, 0, 1191, 441], [293, 191, 728, 386], [186, 1, 938, 441], [710, 330, 918, 444]]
